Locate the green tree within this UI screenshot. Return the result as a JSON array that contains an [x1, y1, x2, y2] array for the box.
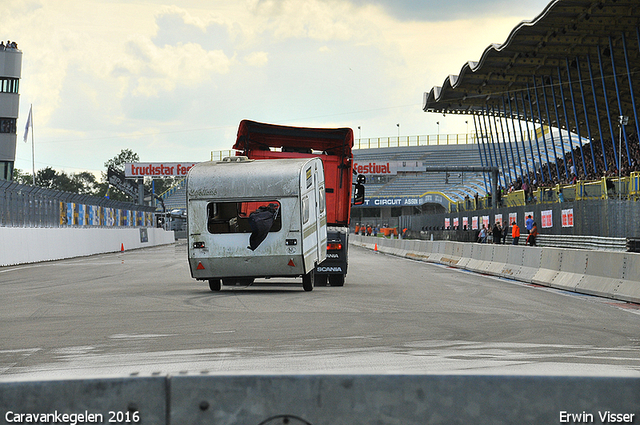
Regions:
[[104, 149, 139, 173], [35, 167, 82, 192], [72, 171, 98, 195], [11, 168, 33, 185], [101, 149, 141, 202]]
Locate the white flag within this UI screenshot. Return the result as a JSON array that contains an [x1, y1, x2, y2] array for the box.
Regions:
[[23, 105, 32, 143]]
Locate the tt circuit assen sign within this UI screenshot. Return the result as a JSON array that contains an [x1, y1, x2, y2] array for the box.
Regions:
[[124, 162, 198, 178], [356, 193, 448, 208]]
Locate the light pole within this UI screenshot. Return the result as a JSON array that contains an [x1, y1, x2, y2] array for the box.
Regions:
[[396, 123, 400, 140], [465, 120, 469, 142], [618, 115, 629, 201]]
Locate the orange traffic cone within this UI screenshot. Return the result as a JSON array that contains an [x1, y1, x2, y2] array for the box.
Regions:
[[121, 243, 125, 252], [374, 243, 378, 251]]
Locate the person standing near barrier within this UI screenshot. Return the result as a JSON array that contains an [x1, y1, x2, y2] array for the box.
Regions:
[[525, 215, 534, 234], [478, 225, 487, 243], [492, 222, 501, 244], [511, 221, 520, 245], [501, 222, 508, 244], [527, 222, 538, 246]]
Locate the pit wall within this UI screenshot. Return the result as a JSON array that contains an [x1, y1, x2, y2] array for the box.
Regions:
[[1, 374, 639, 424], [0, 227, 175, 266], [352, 235, 640, 304]]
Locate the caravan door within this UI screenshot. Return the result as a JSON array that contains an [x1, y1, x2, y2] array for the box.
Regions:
[[300, 160, 327, 272]]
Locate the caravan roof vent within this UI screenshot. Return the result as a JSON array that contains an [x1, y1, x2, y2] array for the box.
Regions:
[[220, 156, 254, 163]]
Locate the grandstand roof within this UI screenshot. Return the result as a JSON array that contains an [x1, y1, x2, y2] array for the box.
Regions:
[[423, 0, 640, 141]]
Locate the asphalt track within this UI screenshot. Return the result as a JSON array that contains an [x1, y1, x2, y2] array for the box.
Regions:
[[1, 242, 640, 381]]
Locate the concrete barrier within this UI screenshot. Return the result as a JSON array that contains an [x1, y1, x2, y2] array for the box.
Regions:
[[531, 247, 563, 287], [456, 242, 475, 269], [517, 246, 543, 282], [617, 253, 640, 303], [549, 249, 589, 292], [465, 243, 493, 274], [0, 377, 167, 425], [577, 251, 627, 300], [351, 235, 640, 305], [1, 374, 639, 424], [0, 227, 176, 266]]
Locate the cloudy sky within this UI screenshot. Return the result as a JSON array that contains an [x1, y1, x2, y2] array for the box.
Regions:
[[5, 0, 551, 175]]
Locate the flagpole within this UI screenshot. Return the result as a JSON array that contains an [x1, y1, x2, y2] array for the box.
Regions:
[[30, 105, 35, 185]]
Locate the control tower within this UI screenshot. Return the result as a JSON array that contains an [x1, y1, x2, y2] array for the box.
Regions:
[[0, 42, 22, 181]]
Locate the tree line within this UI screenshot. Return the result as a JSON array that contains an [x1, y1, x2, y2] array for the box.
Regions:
[[11, 149, 181, 203]]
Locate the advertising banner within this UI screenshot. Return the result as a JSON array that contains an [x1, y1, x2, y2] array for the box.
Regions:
[[124, 162, 198, 178], [561, 209, 574, 227], [541, 210, 553, 228], [353, 161, 397, 176], [108, 167, 140, 200], [482, 215, 490, 228]]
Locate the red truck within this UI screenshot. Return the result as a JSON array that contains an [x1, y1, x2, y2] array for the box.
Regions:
[[233, 120, 365, 286]]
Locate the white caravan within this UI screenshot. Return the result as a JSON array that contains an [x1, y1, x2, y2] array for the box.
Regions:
[[187, 156, 327, 291]]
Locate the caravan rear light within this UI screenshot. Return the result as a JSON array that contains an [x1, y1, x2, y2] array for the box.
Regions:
[[193, 241, 206, 249], [327, 243, 343, 251]]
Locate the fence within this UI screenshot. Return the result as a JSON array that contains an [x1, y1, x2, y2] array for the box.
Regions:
[[0, 180, 156, 228], [210, 134, 478, 160], [353, 133, 476, 149]]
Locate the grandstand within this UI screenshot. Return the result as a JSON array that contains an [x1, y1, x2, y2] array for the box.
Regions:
[[353, 144, 484, 201]]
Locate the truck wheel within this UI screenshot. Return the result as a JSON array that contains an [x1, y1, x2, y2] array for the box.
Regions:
[[302, 272, 314, 292], [208, 279, 221, 291], [329, 274, 345, 287], [314, 274, 328, 287]]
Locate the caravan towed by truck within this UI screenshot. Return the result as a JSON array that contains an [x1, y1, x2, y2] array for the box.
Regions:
[[234, 120, 364, 286], [187, 156, 327, 291]]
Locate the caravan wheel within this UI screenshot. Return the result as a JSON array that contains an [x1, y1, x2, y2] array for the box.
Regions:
[[208, 279, 221, 291], [302, 272, 314, 292]]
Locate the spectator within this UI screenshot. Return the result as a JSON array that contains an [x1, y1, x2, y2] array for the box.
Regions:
[[501, 222, 508, 244], [511, 221, 520, 245], [478, 225, 487, 243], [527, 222, 538, 246], [492, 222, 501, 244], [525, 215, 534, 234]]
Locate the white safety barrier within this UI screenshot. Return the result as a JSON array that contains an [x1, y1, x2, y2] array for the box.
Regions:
[[0, 227, 175, 266], [353, 235, 640, 305], [1, 374, 638, 424]]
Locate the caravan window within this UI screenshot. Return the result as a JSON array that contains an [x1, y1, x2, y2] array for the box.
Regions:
[[319, 186, 325, 214], [302, 196, 309, 224], [207, 201, 282, 234]]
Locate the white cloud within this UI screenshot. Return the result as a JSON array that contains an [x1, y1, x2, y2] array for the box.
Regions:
[[121, 39, 233, 97], [244, 51, 269, 67]]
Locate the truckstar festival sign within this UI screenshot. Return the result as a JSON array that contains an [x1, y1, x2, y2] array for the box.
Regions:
[[353, 161, 397, 175], [124, 162, 198, 178]]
